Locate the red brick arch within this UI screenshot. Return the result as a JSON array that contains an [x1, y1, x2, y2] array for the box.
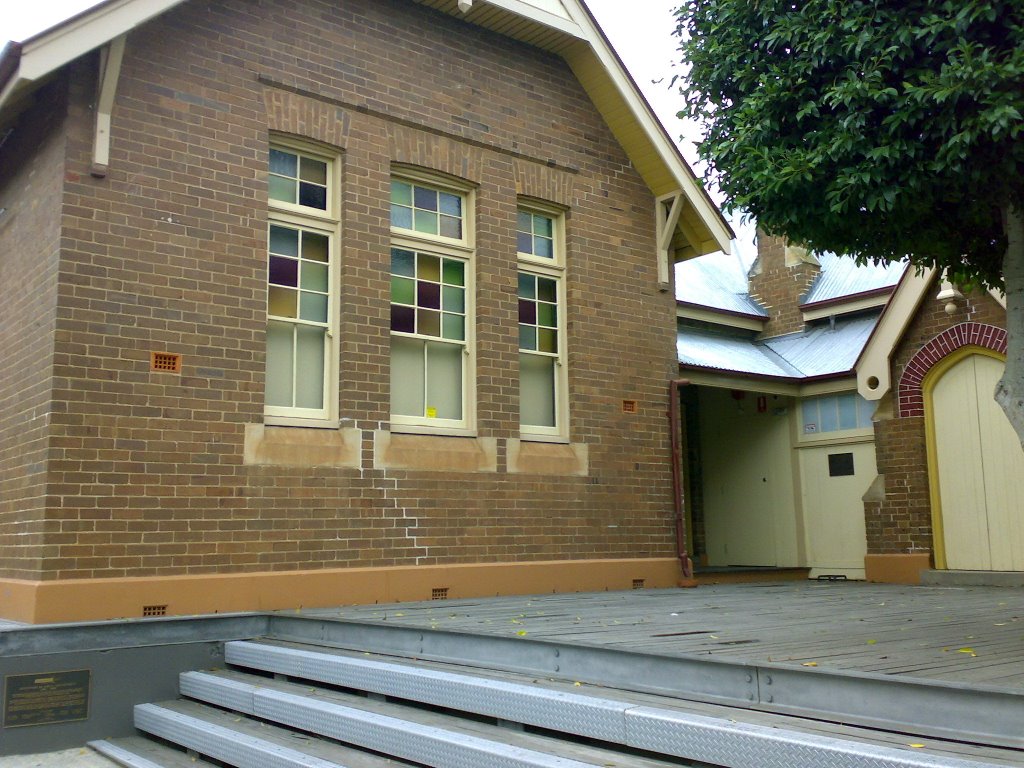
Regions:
[[897, 322, 1007, 417]]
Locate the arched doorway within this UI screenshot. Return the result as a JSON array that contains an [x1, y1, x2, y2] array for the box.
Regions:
[[926, 349, 1024, 571]]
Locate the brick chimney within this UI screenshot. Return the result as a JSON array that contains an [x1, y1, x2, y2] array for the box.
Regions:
[[747, 232, 821, 338]]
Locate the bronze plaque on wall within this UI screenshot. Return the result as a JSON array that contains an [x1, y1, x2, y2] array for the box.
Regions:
[[3, 670, 91, 728]]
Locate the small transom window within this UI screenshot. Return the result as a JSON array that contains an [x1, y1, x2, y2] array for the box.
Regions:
[[391, 180, 463, 240], [517, 210, 555, 258], [269, 147, 328, 211]]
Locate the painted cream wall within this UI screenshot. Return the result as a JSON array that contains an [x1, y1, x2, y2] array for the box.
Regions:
[[699, 388, 800, 567], [930, 353, 1024, 571], [797, 438, 873, 579]]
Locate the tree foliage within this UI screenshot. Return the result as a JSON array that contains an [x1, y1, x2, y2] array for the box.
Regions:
[[674, 0, 1024, 289]]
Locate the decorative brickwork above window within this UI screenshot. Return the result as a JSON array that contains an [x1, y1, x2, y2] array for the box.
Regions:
[[897, 322, 1007, 417]]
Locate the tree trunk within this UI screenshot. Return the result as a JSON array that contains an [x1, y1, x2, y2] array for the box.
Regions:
[[995, 201, 1024, 448]]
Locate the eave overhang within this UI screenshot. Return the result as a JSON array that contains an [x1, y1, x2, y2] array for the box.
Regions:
[[676, 302, 766, 332]]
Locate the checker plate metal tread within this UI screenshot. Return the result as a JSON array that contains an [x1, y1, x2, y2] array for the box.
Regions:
[[134, 704, 341, 768], [626, 706, 1008, 768], [227, 640, 627, 742], [180, 670, 258, 714], [252, 686, 601, 768]]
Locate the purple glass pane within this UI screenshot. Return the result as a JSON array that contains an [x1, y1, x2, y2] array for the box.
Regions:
[[418, 280, 441, 309], [518, 298, 536, 325], [269, 255, 298, 287], [391, 304, 415, 333]]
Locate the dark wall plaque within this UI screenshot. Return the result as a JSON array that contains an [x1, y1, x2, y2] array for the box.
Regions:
[[3, 670, 90, 728], [828, 452, 855, 477]]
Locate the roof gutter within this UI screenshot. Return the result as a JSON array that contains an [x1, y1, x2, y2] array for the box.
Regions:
[[678, 362, 856, 386], [799, 284, 896, 313]]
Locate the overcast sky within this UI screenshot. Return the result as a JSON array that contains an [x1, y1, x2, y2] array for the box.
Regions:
[[1, 0, 752, 256]]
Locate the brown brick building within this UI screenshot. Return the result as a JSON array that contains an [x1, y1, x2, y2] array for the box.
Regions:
[[0, 0, 731, 623]]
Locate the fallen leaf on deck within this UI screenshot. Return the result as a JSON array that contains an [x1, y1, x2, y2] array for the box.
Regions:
[[866, 639, 877, 645], [802, 662, 818, 667], [908, 743, 925, 749], [516, 630, 528, 637]]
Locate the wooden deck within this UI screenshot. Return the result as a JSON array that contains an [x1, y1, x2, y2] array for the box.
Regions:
[[308, 581, 1024, 689]]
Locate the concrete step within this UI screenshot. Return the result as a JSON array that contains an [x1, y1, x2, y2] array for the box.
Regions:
[[174, 668, 685, 768]]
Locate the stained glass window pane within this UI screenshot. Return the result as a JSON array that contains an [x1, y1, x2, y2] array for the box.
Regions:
[[418, 281, 441, 310], [268, 286, 297, 318], [534, 215, 553, 237], [269, 176, 295, 204], [269, 256, 298, 287], [270, 225, 298, 257], [392, 249, 415, 277], [302, 232, 329, 262], [301, 261, 328, 292], [519, 298, 537, 325], [300, 292, 328, 323], [518, 273, 535, 299], [391, 337, 424, 417], [415, 209, 438, 235], [414, 186, 438, 212], [517, 232, 533, 254], [299, 182, 327, 210], [442, 285, 464, 313], [426, 341, 462, 420], [538, 328, 557, 353], [537, 277, 557, 302], [534, 237, 553, 258], [520, 353, 555, 427], [517, 210, 532, 232], [537, 302, 557, 327], [294, 325, 325, 409], [391, 304, 415, 333], [391, 276, 415, 305], [391, 181, 412, 205], [442, 313, 465, 341], [391, 205, 413, 229], [519, 326, 536, 351], [439, 192, 461, 216], [419, 254, 441, 282], [266, 321, 294, 407], [418, 308, 441, 337], [442, 260, 465, 286], [299, 157, 327, 185], [439, 216, 462, 239], [269, 149, 296, 176]]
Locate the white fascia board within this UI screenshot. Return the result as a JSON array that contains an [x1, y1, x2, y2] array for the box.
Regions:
[[561, 4, 732, 254], [989, 287, 1007, 309], [484, 0, 585, 38], [678, 370, 799, 396], [1, 0, 187, 112], [855, 267, 935, 401], [677, 305, 765, 332], [799, 378, 858, 397], [801, 292, 890, 322]]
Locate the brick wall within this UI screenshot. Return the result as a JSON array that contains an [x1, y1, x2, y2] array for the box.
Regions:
[[13, 0, 679, 582], [864, 276, 1007, 555], [0, 77, 68, 579], [748, 233, 819, 338]]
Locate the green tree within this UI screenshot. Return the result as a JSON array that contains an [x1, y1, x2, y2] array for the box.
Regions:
[[674, 0, 1024, 442]]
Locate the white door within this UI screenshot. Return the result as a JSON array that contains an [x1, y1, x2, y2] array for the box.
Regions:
[[932, 354, 1024, 571]]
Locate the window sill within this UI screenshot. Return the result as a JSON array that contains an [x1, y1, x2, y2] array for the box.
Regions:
[[373, 431, 497, 473], [507, 438, 588, 476], [244, 424, 361, 468]]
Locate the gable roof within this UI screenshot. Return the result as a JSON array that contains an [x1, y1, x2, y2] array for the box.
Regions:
[[0, 0, 732, 258], [675, 250, 767, 319]]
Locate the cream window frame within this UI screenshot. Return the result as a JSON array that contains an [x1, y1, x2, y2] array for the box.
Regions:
[[389, 171, 476, 436], [517, 201, 568, 442], [264, 139, 342, 427]]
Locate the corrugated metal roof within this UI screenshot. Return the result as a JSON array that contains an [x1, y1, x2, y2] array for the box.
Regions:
[[801, 253, 906, 306], [675, 251, 767, 317], [678, 313, 880, 379]]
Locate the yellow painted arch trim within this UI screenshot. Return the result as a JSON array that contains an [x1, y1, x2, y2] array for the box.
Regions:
[[923, 346, 1006, 570]]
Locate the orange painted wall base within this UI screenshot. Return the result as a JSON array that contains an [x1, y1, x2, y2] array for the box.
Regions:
[[864, 553, 932, 585], [0, 558, 683, 624]]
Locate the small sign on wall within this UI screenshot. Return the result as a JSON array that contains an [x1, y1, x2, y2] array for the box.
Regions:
[[3, 669, 91, 728], [828, 452, 855, 477]]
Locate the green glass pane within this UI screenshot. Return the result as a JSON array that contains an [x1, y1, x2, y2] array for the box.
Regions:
[[269, 148, 297, 177], [537, 277, 557, 302], [414, 209, 438, 235], [538, 327, 557, 353], [301, 261, 328, 292], [268, 286, 297, 318], [442, 259, 465, 286], [519, 325, 536, 351], [390, 181, 412, 206], [302, 232, 329, 262], [442, 313, 465, 341], [537, 302, 557, 327], [270, 225, 299, 257], [518, 272, 535, 299], [442, 285, 464, 313], [391, 276, 415, 305], [534, 214, 553, 237], [299, 156, 327, 185], [418, 308, 441, 337], [419, 253, 441, 282], [392, 248, 415, 277], [517, 210, 532, 233], [300, 292, 328, 323], [269, 175, 296, 204]]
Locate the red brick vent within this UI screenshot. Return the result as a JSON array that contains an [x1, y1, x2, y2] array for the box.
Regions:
[[622, 400, 638, 414], [150, 352, 182, 373], [897, 322, 1006, 417], [142, 604, 168, 617], [431, 587, 449, 600]]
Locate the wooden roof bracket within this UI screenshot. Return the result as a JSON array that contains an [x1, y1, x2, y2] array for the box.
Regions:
[[656, 191, 683, 290], [91, 34, 126, 178]]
